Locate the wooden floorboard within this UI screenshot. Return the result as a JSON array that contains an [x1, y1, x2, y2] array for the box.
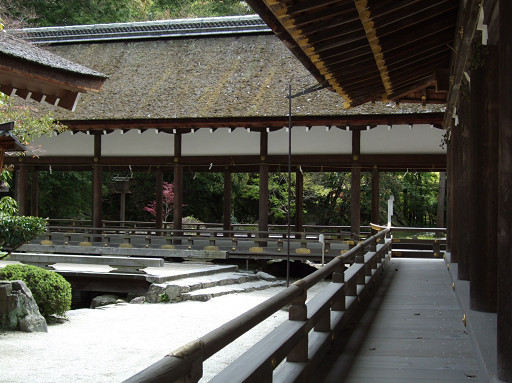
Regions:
[[312, 258, 482, 382]]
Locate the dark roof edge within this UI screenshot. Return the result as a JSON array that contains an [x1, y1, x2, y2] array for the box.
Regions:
[[7, 15, 272, 44]]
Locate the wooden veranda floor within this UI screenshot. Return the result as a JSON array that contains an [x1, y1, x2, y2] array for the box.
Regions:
[[312, 258, 481, 383]]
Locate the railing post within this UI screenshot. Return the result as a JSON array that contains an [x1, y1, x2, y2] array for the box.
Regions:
[[355, 254, 365, 286], [287, 287, 308, 363], [331, 261, 346, 310], [433, 240, 441, 258]]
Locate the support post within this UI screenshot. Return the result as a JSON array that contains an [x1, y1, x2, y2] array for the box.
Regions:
[[350, 130, 361, 240], [458, 92, 471, 280], [16, 164, 29, 216], [436, 172, 446, 228], [92, 133, 102, 233], [469, 42, 498, 312], [173, 133, 183, 233], [446, 139, 453, 253], [295, 169, 303, 234], [498, 2, 512, 379], [371, 166, 379, 234], [223, 169, 232, 232], [259, 131, 269, 245], [287, 289, 308, 363], [30, 169, 39, 217], [155, 169, 163, 232], [450, 122, 463, 264]]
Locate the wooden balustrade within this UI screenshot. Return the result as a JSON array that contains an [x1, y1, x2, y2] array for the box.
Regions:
[[123, 228, 391, 383]]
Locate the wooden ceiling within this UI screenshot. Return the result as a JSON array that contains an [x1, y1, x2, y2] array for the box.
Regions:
[[247, 0, 458, 108]]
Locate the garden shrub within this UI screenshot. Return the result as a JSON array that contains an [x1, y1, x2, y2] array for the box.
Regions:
[[0, 264, 72, 318], [0, 214, 47, 250]]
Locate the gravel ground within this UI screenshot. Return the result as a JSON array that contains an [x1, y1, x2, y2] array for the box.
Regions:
[[0, 282, 327, 383]]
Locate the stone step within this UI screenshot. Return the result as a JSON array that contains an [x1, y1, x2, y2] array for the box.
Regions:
[[161, 271, 260, 292], [183, 279, 286, 302], [145, 271, 282, 303]]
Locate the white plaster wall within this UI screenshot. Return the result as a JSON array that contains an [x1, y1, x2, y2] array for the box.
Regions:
[[361, 124, 446, 154], [29, 124, 446, 157], [268, 126, 353, 155], [29, 131, 94, 156], [182, 128, 259, 156], [103, 129, 174, 156]]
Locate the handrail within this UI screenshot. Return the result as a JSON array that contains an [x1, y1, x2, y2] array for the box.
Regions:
[[123, 227, 391, 383], [46, 219, 371, 233]]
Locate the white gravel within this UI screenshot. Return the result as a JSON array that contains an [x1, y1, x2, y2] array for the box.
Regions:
[[0, 283, 327, 383]]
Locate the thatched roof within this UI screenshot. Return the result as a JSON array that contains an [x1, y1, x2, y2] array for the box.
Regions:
[[0, 32, 107, 110], [9, 17, 443, 120]]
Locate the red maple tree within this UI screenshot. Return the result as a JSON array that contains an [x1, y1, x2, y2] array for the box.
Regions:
[[144, 182, 175, 221]]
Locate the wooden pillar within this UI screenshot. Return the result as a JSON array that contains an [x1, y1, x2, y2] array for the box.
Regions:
[[30, 169, 39, 217], [16, 164, 29, 216], [436, 172, 446, 228], [446, 136, 455, 254], [371, 166, 379, 233], [350, 130, 361, 240], [259, 131, 269, 236], [498, 1, 512, 379], [223, 169, 232, 232], [92, 133, 102, 231], [457, 93, 471, 280], [0, 150, 4, 175], [295, 169, 303, 233], [173, 133, 183, 232], [155, 169, 163, 232], [446, 140, 453, 253], [450, 123, 462, 264], [469, 43, 498, 312]]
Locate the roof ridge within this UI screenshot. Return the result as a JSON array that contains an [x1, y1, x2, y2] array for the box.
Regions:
[[7, 15, 272, 44]]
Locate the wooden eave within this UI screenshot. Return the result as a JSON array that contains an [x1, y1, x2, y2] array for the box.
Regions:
[[58, 113, 445, 134], [246, 0, 458, 108], [60, 112, 444, 134], [0, 33, 107, 111], [0, 54, 106, 111], [0, 122, 26, 152]]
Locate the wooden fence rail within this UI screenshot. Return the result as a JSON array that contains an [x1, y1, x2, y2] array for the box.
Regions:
[[123, 227, 391, 383]]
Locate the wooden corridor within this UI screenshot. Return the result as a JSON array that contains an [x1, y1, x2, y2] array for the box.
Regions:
[[313, 258, 481, 383]]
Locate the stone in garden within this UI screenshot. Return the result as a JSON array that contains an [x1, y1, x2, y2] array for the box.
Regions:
[[90, 294, 119, 309], [0, 280, 47, 332]]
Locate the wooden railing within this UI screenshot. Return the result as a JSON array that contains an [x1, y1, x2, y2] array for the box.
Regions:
[[46, 219, 372, 236], [123, 227, 391, 383]]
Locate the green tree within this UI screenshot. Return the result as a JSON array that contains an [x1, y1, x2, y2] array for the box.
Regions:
[[0, 95, 66, 150], [1, 0, 252, 28], [37, 171, 92, 219]]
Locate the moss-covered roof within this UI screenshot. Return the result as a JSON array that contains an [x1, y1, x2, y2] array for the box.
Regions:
[[13, 32, 443, 120], [0, 32, 106, 78]]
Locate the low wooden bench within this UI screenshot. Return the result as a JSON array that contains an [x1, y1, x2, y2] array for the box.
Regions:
[[8, 252, 164, 274]]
